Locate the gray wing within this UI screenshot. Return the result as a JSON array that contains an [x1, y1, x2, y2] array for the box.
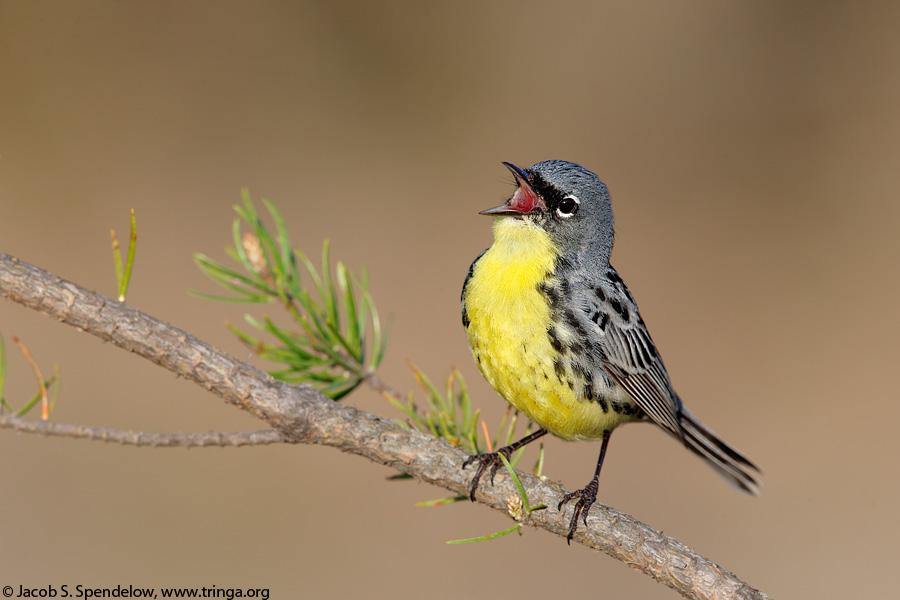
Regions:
[[576, 268, 683, 438]]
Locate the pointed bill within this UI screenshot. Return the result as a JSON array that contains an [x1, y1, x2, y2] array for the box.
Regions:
[[479, 162, 546, 216]]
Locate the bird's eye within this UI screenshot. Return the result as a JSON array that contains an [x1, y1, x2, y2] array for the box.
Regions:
[[557, 196, 579, 217]]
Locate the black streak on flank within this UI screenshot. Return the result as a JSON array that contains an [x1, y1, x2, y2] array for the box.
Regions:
[[538, 281, 561, 306], [594, 287, 606, 302], [579, 367, 608, 411], [553, 358, 566, 381], [548, 327, 563, 352], [581, 369, 595, 401], [611, 401, 641, 417], [606, 269, 623, 285], [582, 381, 594, 401], [460, 250, 484, 329], [596, 395, 610, 413], [564, 309, 586, 337], [592, 381, 610, 412]]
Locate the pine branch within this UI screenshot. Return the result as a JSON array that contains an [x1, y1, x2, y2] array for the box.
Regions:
[[0, 253, 769, 600]]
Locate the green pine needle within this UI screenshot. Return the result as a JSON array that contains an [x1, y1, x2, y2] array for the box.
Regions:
[[111, 209, 138, 302], [447, 525, 521, 544], [193, 191, 386, 400], [414, 496, 468, 507]]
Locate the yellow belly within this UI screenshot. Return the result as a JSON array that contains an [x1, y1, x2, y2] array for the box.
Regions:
[[463, 218, 630, 441]]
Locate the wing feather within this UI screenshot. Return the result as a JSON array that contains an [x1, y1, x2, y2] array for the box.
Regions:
[[578, 283, 683, 437]]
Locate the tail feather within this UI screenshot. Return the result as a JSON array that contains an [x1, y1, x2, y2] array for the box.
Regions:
[[677, 408, 762, 496]]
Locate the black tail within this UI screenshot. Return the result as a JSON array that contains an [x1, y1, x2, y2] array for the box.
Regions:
[[678, 408, 762, 496]]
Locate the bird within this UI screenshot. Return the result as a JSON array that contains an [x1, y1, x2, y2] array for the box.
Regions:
[[460, 160, 761, 542]]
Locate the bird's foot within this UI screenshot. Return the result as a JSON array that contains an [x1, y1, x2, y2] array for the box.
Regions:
[[558, 478, 600, 544], [461, 446, 515, 501]]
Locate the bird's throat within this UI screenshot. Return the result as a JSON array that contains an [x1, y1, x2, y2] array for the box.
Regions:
[[484, 217, 558, 295]]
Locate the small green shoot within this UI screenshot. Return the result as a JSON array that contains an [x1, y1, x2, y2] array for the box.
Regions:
[[194, 192, 386, 400], [386, 365, 478, 452], [111, 209, 137, 302]]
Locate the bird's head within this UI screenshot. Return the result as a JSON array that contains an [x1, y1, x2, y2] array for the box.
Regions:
[[481, 160, 615, 264]]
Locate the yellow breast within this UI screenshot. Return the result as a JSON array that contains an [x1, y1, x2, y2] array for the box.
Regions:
[[463, 218, 627, 440]]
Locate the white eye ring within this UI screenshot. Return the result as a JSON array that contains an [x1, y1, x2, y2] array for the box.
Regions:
[[556, 195, 580, 218]]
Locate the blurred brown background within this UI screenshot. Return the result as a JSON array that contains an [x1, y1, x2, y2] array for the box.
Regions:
[[1, 2, 898, 598]]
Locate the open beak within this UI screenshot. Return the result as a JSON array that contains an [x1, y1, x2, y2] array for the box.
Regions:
[[479, 162, 545, 216]]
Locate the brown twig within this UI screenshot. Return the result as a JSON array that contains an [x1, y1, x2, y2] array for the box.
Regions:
[[0, 253, 769, 600], [0, 415, 285, 447]]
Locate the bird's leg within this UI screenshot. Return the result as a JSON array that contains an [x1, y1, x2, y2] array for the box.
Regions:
[[462, 428, 547, 501], [558, 429, 612, 544]]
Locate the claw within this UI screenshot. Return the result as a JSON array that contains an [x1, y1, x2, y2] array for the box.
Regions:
[[461, 449, 510, 501], [558, 479, 600, 544], [460, 429, 549, 503]]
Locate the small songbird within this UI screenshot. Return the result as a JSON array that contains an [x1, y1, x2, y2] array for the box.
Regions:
[[461, 160, 761, 542]]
